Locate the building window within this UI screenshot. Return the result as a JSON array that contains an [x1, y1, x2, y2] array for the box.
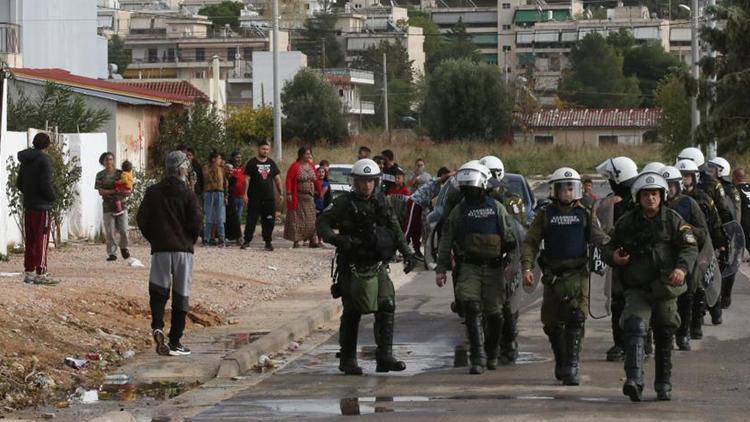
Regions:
[[339, 89, 344, 97], [502, 45, 512, 52], [166, 48, 175, 62], [535, 135, 554, 145], [502, 24, 511, 30], [599, 135, 618, 145], [502, 2, 511, 8], [243, 47, 253, 60], [227, 47, 238, 61], [148, 48, 158, 63], [196, 47, 205, 62]]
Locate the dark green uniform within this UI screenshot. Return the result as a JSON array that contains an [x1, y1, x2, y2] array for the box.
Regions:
[[718, 179, 742, 309], [521, 200, 609, 385], [436, 194, 516, 372], [700, 175, 734, 224], [317, 191, 413, 374], [603, 205, 698, 401]]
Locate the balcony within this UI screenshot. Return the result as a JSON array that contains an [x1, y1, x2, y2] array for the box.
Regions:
[[0, 23, 20, 54], [345, 100, 375, 115], [323, 68, 375, 85]]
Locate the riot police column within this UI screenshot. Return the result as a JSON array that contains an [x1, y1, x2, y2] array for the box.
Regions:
[[316, 159, 418, 375]]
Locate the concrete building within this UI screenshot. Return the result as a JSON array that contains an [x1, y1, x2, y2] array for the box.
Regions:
[[252, 51, 307, 109], [323, 68, 375, 134], [9, 68, 199, 169], [97, 5, 133, 39], [123, 12, 289, 106], [514, 108, 660, 146], [0, 0, 108, 79], [344, 25, 425, 77]]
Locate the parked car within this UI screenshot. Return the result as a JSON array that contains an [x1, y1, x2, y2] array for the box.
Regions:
[[327, 164, 352, 199], [501, 173, 537, 225]]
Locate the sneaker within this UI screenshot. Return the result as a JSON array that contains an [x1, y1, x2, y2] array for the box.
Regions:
[[153, 329, 170, 356], [23, 272, 35, 284], [107, 255, 117, 261], [121, 248, 130, 259], [264, 242, 274, 252], [240, 241, 250, 250], [168, 342, 191, 356], [33, 273, 59, 286]]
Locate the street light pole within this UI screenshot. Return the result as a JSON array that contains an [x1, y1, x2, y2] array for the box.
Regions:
[[272, 0, 282, 160], [706, 0, 718, 159]]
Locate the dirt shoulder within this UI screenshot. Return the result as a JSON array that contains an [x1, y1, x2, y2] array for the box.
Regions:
[[0, 236, 333, 413]]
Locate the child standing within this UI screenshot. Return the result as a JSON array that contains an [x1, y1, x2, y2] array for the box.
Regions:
[[113, 160, 134, 216]]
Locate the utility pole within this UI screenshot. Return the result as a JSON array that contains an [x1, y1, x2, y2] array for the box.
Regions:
[[706, 0, 718, 159], [383, 52, 390, 142], [272, 0, 282, 161], [322, 40, 326, 72], [689, 0, 700, 134]]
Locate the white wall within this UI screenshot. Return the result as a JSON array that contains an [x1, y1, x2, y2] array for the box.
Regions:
[[0, 131, 31, 252], [68, 133, 108, 240], [252, 51, 307, 109]]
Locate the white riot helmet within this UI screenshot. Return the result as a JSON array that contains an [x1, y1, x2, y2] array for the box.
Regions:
[[456, 161, 491, 189], [642, 162, 666, 173], [676, 147, 705, 168], [676, 159, 700, 175], [707, 157, 731, 181], [549, 167, 582, 201], [479, 155, 505, 181], [660, 165, 684, 195], [631, 171, 669, 202], [596, 156, 639, 185], [351, 158, 381, 179]]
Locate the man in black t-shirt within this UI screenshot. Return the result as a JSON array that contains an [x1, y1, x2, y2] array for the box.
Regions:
[[241, 140, 283, 251], [380, 149, 401, 192]]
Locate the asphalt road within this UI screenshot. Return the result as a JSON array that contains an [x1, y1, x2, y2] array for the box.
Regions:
[[189, 181, 750, 421]]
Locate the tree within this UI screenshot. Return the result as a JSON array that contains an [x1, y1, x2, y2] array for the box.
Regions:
[[156, 103, 229, 166], [198, 1, 244, 30], [422, 59, 512, 140], [559, 33, 641, 108], [8, 83, 111, 133], [426, 19, 481, 73], [694, 0, 750, 152], [351, 41, 415, 128], [654, 75, 691, 157], [296, 13, 345, 69], [408, 11, 442, 65], [108, 35, 131, 74], [281, 68, 348, 143], [226, 105, 274, 144]]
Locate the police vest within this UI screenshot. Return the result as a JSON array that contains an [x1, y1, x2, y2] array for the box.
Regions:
[[459, 196, 503, 261], [671, 195, 693, 222], [542, 204, 587, 260], [720, 180, 740, 220]]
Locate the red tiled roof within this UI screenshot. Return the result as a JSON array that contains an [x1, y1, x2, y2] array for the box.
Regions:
[[522, 108, 661, 129], [10, 68, 196, 104], [115, 80, 208, 101]]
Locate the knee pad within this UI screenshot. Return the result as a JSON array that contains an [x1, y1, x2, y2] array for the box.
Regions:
[[567, 309, 586, 329], [378, 298, 395, 313], [623, 316, 647, 336], [463, 301, 482, 316]]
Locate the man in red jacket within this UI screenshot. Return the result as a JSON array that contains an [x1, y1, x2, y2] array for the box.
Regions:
[[137, 150, 202, 356]]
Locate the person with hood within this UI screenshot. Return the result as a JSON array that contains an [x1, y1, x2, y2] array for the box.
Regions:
[[137, 151, 202, 356], [17, 133, 57, 285]]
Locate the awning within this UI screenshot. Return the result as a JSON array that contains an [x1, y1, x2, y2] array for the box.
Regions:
[[561, 30, 578, 42], [472, 33, 498, 46], [517, 52, 535, 65], [534, 31, 559, 43], [634, 26, 660, 40], [516, 32, 534, 44], [670, 27, 691, 41], [513, 9, 571, 24]]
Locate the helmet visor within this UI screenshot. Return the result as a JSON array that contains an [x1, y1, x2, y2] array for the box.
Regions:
[[456, 169, 486, 188], [551, 180, 582, 201]]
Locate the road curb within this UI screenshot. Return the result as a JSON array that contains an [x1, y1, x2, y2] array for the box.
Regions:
[[215, 266, 418, 379]]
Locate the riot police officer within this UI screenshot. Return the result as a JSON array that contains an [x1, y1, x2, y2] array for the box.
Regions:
[[480, 155, 526, 365], [521, 168, 609, 386], [706, 157, 742, 312], [677, 159, 725, 338], [604, 171, 698, 402], [660, 165, 710, 351], [435, 161, 517, 374], [317, 159, 417, 375], [595, 156, 639, 362]]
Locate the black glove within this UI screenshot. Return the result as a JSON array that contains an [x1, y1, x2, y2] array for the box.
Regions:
[[335, 235, 361, 252], [403, 253, 418, 274]]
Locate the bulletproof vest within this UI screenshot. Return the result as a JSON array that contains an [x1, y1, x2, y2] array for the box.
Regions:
[[720, 179, 739, 220], [460, 196, 503, 260], [347, 193, 397, 265], [670, 195, 692, 222], [542, 204, 587, 260]]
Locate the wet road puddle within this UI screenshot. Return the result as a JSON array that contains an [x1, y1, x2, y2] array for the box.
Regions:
[[99, 380, 201, 401], [221, 331, 269, 349]]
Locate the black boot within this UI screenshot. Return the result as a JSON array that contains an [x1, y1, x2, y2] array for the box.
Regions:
[[484, 312, 503, 370], [607, 295, 625, 361], [720, 275, 735, 309], [374, 308, 406, 373], [562, 310, 585, 386], [500, 308, 519, 365], [709, 304, 723, 325], [675, 291, 693, 351], [622, 317, 646, 402], [654, 327, 674, 401], [545, 327, 565, 381], [691, 289, 705, 340], [338, 311, 363, 375], [464, 301, 486, 374]]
